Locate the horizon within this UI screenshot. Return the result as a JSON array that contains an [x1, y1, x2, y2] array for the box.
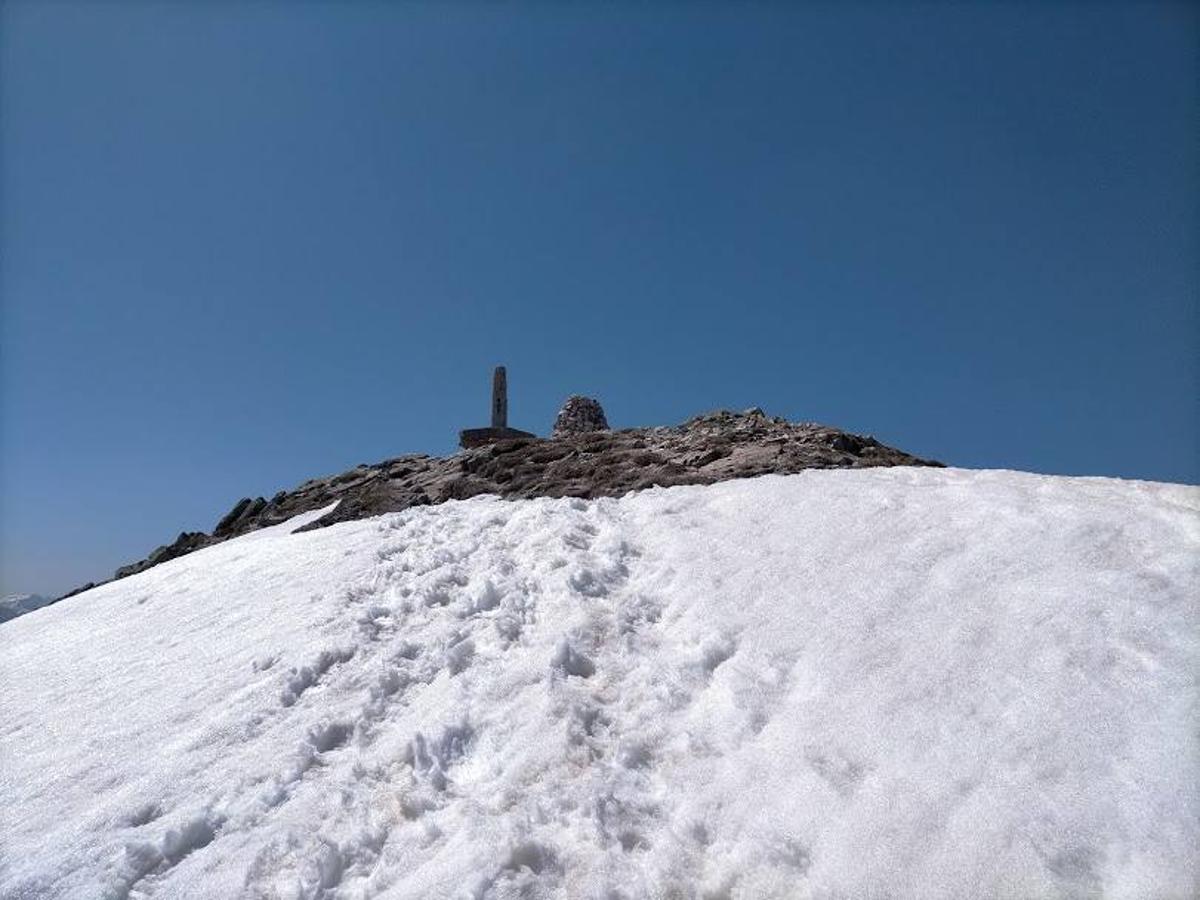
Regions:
[[2, 1, 1197, 598]]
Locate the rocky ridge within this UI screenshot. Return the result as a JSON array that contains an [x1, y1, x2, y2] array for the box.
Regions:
[[61, 408, 941, 599]]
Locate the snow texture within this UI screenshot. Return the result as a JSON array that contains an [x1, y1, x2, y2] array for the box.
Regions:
[[1, 468, 1197, 899]]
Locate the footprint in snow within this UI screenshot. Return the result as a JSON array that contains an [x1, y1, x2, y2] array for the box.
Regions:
[[305, 719, 353, 754], [552, 640, 595, 678], [124, 802, 163, 828], [279, 647, 355, 707], [445, 635, 476, 675], [804, 745, 867, 798]]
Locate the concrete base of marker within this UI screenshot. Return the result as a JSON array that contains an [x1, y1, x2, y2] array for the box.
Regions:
[[459, 427, 538, 450]]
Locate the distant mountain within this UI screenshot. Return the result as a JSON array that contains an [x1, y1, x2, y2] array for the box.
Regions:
[[0, 593, 53, 624]]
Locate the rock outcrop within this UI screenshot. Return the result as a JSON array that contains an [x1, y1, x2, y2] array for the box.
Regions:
[[113, 531, 209, 580], [552, 396, 609, 436], [63, 409, 941, 599]]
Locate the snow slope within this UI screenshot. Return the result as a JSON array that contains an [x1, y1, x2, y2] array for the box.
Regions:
[[1, 468, 1197, 900]]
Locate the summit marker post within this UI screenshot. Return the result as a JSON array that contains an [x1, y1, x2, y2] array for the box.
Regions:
[[459, 365, 535, 449], [492, 366, 507, 429]]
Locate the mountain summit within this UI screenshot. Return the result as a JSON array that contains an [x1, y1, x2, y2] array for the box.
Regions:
[[86, 408, 940, 592]]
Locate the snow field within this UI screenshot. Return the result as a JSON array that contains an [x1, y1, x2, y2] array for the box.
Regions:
[[0, 467, 1197, 899]]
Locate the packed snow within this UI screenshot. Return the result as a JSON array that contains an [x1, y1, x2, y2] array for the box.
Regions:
[[1, 468, 1197, 899]]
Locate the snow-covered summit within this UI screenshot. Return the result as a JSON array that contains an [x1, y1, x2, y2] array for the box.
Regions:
[[1, 468, 1196, 898]]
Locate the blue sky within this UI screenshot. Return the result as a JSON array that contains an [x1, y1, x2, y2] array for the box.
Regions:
[[2, 2, 1196, 597]]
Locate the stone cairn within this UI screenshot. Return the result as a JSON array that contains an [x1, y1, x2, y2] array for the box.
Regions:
[[553, 395, 609, 436]]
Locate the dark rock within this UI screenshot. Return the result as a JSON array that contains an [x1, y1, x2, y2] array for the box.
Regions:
[[213, 496, 267, 537], [214, 497, 253, 535], [56, 583, 95, 601], [829, 433, 865, 454], [686, 447, 730, 468], [115, 531, 208, 580]]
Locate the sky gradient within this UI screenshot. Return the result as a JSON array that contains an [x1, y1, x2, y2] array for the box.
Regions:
[[2, 1, 1197, 597]]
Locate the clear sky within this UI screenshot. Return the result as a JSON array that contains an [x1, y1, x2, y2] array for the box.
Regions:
[[2, 1, 1197, 598]]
